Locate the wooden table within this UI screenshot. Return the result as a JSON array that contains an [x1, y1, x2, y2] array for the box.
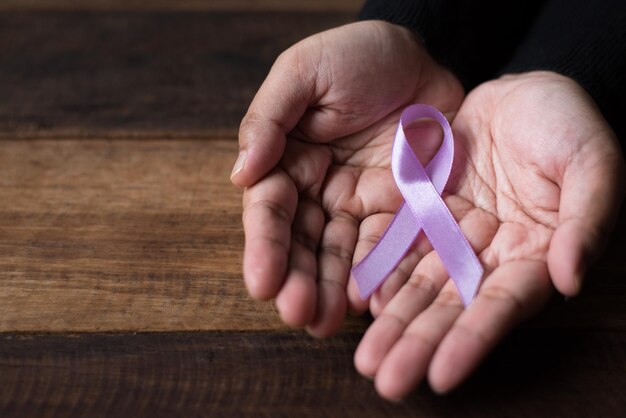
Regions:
[[1, 1, 625, 416]]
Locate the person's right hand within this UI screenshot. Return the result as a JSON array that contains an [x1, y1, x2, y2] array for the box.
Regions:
[[354, 71, 625, 399], [231, 21, 464, 336]]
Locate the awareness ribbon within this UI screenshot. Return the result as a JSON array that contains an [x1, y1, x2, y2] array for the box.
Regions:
[[351, 104, 483, 306]]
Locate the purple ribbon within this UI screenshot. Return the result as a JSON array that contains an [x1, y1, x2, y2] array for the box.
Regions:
[[351, 104, 483, 306]]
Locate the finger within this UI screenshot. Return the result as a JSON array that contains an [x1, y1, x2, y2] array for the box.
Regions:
[[549, 137, 625, 296], [274, 243, 317, 328], [242, 169, 297, 300], [231, 47, 318, 187], [347, 277, 369, 316], [374, 281, 463, 400], [369, 233, 432, 317], [356, 206, 495, 391], [428, 259, 552, 394], [306, 211, 359, 338], [347, 212, 398, 315], [348, 211, 428, 318], [275, 198, 325, 327], [367, 199, 494, 317], [354, 250, 448, 379]]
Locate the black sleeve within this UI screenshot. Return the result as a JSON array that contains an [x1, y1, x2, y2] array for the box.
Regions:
[[359, 0, 546, 91], [360, 0, 626, 142], [501, 0, 626, 142]]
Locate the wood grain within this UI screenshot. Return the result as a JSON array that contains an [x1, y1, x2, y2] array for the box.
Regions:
[[1, 329, 626, 417], [0, 0, 363, 12], [0, 138, 363, 332], [0, 12, 354, 138], [0, 138, 255, 331]]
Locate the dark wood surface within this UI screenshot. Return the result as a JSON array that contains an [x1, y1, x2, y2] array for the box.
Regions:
[[2, 329, 626, 417], [1, 2, 625, 417], [0, 11, 353, 138], [0, 0, 363, 12]]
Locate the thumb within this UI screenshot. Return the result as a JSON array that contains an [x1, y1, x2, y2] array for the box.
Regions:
[[231, 47, 318, 187], [548, 132, 625, 296]]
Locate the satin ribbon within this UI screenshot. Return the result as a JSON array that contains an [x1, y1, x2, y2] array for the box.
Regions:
[[351, 104, 483, 306]]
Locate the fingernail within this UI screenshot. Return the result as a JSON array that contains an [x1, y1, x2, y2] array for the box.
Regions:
[[230, 150, 247, 180]]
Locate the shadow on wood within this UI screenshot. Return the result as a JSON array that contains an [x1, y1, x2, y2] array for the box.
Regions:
[[1, 329, 625, 417]]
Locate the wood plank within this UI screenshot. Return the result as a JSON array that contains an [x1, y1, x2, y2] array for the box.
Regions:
[[1, 329, 625, 417], [0, 138, 260, 331], [0, 0, 363, 12], [0, 12, 354, 138], [0, 138, 360, 332]]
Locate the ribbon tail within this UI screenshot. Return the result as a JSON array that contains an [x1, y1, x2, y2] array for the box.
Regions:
[[351, 202, 421, 299]]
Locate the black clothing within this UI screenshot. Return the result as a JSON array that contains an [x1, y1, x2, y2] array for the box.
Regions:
[[359, 0, 626, 141]]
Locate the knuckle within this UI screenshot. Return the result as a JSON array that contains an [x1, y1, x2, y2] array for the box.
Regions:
[[320, 243, 353, 265], [433, 290, 464, 309], [328, 210, 359, 228], [379, 311, 409, 329], [292, 232, 317, 254], [238, 111, 264, 140], [239, 112, 257, 132], [453, 322, 490, 346], [406, 274, 441, 299], [480, 284, 524, 313], [405, 328, 437, 350], [243, 199, 292, 225]]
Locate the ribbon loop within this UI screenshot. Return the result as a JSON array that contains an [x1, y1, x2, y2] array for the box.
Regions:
[[351, 104, 483, 306]]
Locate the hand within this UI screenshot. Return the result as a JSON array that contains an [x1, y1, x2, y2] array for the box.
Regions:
[[354, 71, 625, 399], [231, 21, 464, 336]]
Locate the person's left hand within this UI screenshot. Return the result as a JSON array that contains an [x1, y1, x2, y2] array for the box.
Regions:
[[354, 71, 625, 399], [233, 21, 464, 337]]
